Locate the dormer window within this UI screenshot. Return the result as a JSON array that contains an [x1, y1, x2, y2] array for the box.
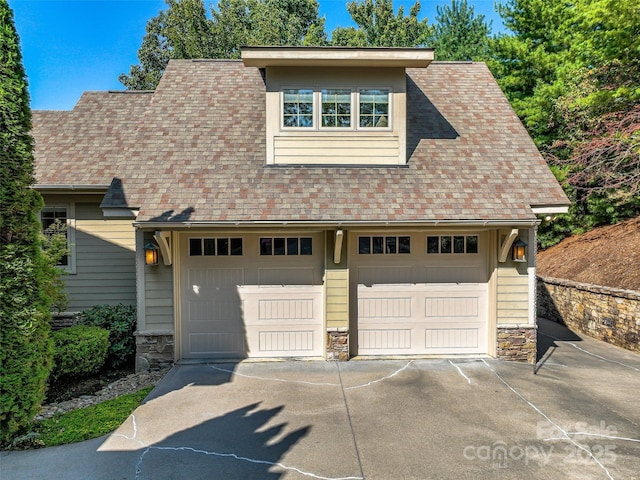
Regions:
[[281, 88, 391, 131], [283, 89, 314, 128], [359, 89, 389, 128], [321, 89, 352, 128]]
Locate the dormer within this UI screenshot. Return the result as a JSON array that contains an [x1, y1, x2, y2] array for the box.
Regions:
[[241, 47, 434, 166]]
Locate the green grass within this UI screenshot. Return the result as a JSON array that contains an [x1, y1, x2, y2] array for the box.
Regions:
[[32, 386, 153, 447]]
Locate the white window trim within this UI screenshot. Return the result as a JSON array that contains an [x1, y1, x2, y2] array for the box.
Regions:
[[280, 87, 393, 132], [40, 203, 76, 274]]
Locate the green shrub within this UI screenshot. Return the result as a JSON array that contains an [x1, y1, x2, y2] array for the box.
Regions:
[[75, 304, 137, 369], [50, 326, 109, 382]]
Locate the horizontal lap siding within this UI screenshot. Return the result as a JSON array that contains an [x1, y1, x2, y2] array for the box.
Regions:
[[326, 269, 348, 329], [496, 265, 529, 323], [145, 264, 174, 331], [64, 205, 136, 311], [274, 135, 399, 165]]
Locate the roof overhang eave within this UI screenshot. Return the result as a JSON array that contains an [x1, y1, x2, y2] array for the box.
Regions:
[[134, 218, 541, 230], [33, 184, 111, 193], [241, 46, 435, 68]]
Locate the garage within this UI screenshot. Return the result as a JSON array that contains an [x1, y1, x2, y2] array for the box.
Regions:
[[351, 232, 489, 356], [179, 232, 324, 359]]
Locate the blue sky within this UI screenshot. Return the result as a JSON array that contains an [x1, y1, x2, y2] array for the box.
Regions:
[[11, 0, 505, 110]]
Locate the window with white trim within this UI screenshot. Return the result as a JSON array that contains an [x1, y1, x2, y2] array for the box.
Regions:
[[358, 236, 410, 254], [427, 235, 478, 254], [189, 237, 243, 256], [282, 88, 390, 131], [260, 237, 312, 256]]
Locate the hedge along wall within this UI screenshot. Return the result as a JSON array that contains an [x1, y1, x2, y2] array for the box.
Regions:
[[537, 275, 640, 352]]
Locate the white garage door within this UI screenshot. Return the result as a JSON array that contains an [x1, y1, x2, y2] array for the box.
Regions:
[[180, 233, 324, 359], [352, 232, 489, 356]]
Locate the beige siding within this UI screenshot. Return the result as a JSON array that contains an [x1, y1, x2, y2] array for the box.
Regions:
[[326, 269, 349, 329], [274, 135, 400, 165], [144, 263, 174, 331], [62, 202, 136, 312], [496, 263, 529, 323]]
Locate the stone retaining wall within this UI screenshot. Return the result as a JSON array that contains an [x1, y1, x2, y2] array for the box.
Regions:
[[537, 276, 640, 352]]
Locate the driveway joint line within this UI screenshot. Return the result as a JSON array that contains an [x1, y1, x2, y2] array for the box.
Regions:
[[335, 361, 366, 480], [449, 360, 472, 384], [481, 359, 616, 480], [539, 332, 639, 372]]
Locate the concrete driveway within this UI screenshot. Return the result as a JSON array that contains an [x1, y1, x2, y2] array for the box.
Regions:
[[3, 318, 640, 480]]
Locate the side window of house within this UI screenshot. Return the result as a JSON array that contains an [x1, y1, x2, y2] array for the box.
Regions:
[[282, 88, 390, 130], [189, 238, 243, 256], [283, 89, 314, 128], [41, 206, 69, 266], [321, 89, 351, 128], [358, 236, 410, 254], [359, 89, 389, 128], [260, 237, 312, 256], [427, 235, 479, 254]]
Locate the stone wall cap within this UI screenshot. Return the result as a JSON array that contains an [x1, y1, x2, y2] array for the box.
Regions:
[[134, 330, 175, 336], [538, 275, 640, 300]]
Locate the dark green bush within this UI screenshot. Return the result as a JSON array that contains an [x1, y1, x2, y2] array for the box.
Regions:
[[75, 304, 137, 369], [50, 326, 109, 382]]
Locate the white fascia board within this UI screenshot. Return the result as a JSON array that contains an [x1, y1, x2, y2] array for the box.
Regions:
[[531, 206, 570, 214]]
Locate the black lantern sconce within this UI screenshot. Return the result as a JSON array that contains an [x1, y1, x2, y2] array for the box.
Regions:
[[512, 238, 527, 262], [144, 242, 160, 266]]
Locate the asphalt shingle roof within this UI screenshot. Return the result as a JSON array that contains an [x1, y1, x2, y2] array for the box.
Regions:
[[32, 59, 569, 224]]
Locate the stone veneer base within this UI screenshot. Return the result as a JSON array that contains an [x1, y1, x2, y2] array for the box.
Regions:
[[135, 331, 174, 372], [327, 329, 349, 361], [496, 326, 537, 363]]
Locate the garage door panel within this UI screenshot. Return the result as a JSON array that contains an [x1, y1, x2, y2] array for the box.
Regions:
[[359, 329, 412, 350], [189, 299, 242, 322], [425, 328, 479, 349], [358, 297, 412, 318], [358, 266, 413, 285], [189, 333, 246, 356], [259, 298, 315, 320], [259, 330, 315, 352], [425, 296, 479, 318], [426, 267, 485, 284], [189, 268, 244, 289], [258, 267, 316, 285]]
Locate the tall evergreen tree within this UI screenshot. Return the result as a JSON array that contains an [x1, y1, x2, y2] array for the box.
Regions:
[[429, 0, 491, 61], [0, 0, 55, 443]]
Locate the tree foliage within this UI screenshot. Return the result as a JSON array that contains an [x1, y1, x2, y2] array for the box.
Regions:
[[120, 0, 325, 90], [491, 0, 640, 245], [330, 0, 431, 47], [0, 0, 58, 443], [429, 0, 491, 61]]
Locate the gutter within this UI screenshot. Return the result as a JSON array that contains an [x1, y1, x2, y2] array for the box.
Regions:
[[134, 219, 542, 229], [33, 184, 110, 192]]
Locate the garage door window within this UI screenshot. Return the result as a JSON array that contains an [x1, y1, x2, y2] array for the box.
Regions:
[[358, 236, 410, 254], [260, 237, 312, 255], [427, 235, 478, 254], [190, 237, 243, 256]]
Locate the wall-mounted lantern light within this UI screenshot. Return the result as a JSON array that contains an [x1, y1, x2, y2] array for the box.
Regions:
[[512, 238, 527, 262], [144, 242, 159, 266]]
